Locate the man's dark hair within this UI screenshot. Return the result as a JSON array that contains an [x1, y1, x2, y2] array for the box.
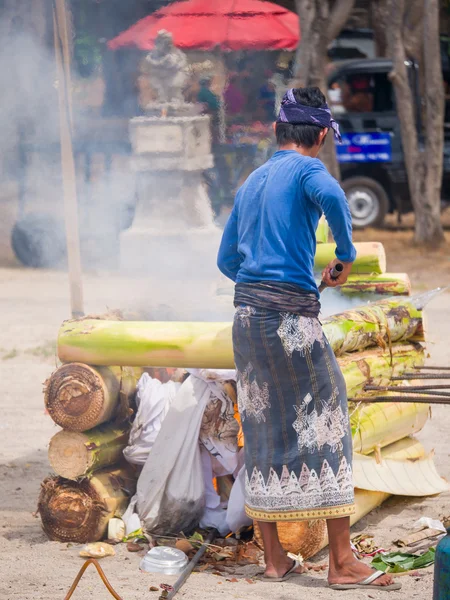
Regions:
[[275, 87, 327, 148]]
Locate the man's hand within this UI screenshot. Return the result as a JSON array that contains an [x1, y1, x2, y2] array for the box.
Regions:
[[321, 259, 353, 288]]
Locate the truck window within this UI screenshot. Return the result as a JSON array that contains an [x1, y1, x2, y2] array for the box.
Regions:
[[328, 72, 395, 114]]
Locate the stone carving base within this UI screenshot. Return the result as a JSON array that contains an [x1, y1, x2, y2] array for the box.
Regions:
[[120, 113, 218, 277]]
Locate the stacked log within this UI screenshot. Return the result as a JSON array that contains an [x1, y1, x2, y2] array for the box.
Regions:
[[38, 466, 137, 543], [48, 424, 130, 480], [39, 366, 143, 542], [44, 364, 140, 431]]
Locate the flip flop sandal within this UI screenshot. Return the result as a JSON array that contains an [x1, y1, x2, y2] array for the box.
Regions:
[[262, 559, 304, 583], [329, 569, 402, 591]]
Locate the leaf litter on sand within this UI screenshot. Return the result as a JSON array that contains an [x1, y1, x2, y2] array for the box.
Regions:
[[188, 538, 263, 573], [175, 539, 195, 554], [371, 547, 436, 573]]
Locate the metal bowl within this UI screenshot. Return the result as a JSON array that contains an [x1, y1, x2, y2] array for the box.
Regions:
[[140, 546, 189, 575]]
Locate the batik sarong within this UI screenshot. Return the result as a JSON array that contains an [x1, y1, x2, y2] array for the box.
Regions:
[[233, 305, 355, 522]]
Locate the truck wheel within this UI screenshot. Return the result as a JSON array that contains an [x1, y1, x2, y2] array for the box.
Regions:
[[11, 213, 66, 268], [342, 176, 389, 229]]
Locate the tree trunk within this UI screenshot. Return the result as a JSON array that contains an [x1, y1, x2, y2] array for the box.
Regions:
[[48, 424, 130, 479], [338, 273, 411, 296], [417, 0, 445, 245], [387, 0, 423, 218], [387, 0, 445, 247], [38, 466, 137, 543], [314, 241, 387, 273], [339, 343, 425, 399], [371, 0, 388, 56], [293, 0, 356, 180], [57, 296, 425, 368]]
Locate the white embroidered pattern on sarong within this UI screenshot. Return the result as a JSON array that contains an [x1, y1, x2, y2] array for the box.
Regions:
[[292, 390, 348, 454], [235, 305, 256, 328], [245, 456, 354, 511], [277, 313, 325, 356], [237, 363, 270, 423]]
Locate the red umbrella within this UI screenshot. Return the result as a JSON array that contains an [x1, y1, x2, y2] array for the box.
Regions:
[[108, 0, 300, 52]]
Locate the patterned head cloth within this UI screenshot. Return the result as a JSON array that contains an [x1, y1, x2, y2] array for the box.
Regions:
[[277, 89, 342, 142]]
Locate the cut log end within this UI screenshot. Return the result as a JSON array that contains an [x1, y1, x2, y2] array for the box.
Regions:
[[38, 468, 136, 543], [48, 431, 92, 480], [38, 477, 104, 543], [44, 363, 119, 431], [48, 424, 130, 479]]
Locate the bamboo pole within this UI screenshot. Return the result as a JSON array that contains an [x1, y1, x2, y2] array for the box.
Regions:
[[53, 0, 84, 317], [48, 424, 130, 479], [352, 395, 450, 404], [38, 466, 137, 543], [392, 373, 450, 380]]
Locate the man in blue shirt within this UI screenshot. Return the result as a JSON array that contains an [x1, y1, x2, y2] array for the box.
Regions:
[[217, 88, 398, 592]]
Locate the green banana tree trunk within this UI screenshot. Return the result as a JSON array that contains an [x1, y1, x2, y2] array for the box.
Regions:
[[314, 242, 386, 274], [48, 423, 130, 479], [338, 343, 425, 399], [338, 273, 411, 296], [57, 298, 424, 368]]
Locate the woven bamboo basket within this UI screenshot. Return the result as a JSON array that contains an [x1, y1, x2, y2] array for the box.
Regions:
[[253, 519, 327, 559]]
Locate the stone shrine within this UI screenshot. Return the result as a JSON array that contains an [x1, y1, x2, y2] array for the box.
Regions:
[[120, 31, 221, 282]]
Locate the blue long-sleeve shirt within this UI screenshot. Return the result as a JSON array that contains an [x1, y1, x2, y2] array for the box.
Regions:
[[217, 150, 357, 296]]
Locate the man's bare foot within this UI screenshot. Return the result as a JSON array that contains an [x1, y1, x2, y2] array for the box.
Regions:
[[264, 557, 307, 579], [328, 555, 394, 587]]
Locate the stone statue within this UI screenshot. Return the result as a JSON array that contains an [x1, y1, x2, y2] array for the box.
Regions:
[[145, 30, 188, 104]]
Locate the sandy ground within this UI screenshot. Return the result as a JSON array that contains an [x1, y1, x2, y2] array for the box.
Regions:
[[0, 218, 450, 599]]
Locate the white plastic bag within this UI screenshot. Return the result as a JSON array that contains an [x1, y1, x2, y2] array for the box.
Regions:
[[226, 462, 253, 534], [199, 447, 229, 535], [135, 376, 211, 534], [123, 373, 179, 465]]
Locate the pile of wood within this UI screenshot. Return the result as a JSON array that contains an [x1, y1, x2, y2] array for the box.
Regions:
[[38, 236, 443, 555], [39, 365, 142, 543]]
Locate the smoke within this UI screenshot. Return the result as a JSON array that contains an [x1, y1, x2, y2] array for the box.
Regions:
[[0, 7, 233, 321], [1, 8, 369, 325], [0, 7, 131, 272]]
